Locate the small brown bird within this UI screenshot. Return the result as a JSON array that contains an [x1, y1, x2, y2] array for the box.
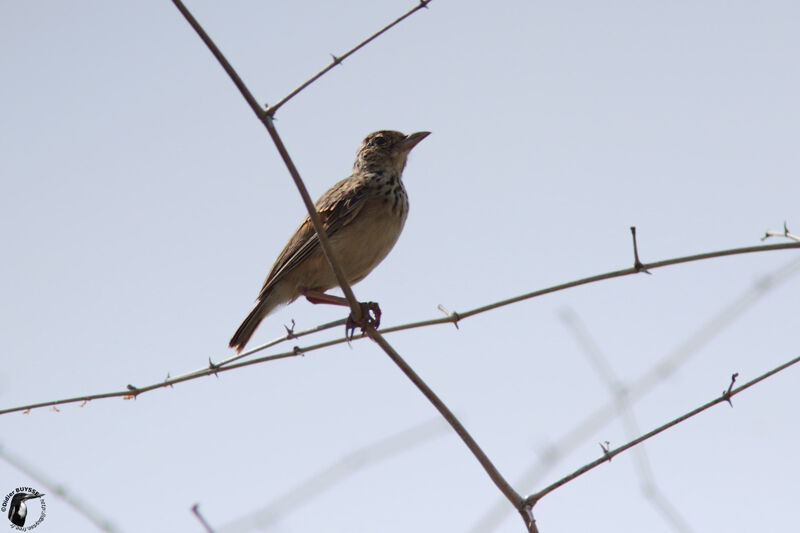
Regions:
[[230, 130, 430, 353]]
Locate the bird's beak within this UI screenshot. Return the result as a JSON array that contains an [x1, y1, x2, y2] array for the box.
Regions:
[[25, 493, 44, 501], [398, 131, 430, 153]]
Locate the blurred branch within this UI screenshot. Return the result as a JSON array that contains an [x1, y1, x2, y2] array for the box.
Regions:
[[216, 419, 449, 532], [524, 354, 800, 508], [0, 444, 117, 532], [559, 309, 695, 532]]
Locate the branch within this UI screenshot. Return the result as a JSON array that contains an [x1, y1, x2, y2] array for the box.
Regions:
[[524, 354, 800, 508], [3, 243, 799, 417], [266, 1, 432, 115]]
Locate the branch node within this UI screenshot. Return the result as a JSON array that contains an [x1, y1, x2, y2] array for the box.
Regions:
[[419, 0, 431, 7], [330, 53, 343, 66], [293, 345, 305, 357], [629, 226, 651, 274], [164, 373, 174, 388], [437, 304, 461, 329], [722, 372, 739, 407]]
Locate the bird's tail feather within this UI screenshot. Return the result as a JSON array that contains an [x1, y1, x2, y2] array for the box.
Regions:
[[229, 287, 287, 353]]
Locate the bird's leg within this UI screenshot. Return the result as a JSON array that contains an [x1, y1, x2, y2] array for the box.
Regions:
[[300, 289, 381, 339]]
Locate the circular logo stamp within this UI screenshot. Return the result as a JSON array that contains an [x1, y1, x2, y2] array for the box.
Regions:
[[1, 487, 46, 530]]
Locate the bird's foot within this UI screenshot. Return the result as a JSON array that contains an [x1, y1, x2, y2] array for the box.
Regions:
[[345, 301, 381, 340]]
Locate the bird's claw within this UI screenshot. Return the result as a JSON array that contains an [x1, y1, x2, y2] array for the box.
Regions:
[[345, 301, 381, 339]]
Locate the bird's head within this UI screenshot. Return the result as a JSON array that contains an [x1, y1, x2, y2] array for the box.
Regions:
[[354, 130, 430, 175]]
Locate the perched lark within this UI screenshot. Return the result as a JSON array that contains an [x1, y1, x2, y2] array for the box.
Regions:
[[230, 130, 430, 353]]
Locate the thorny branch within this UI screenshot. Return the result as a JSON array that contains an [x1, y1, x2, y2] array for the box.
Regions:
[[266, 1, 432, 115], [523, 354, 800, 508], [3, 241, 799, 417]]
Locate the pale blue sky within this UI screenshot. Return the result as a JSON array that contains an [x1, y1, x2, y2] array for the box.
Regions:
[[2, 1, 799, 532]]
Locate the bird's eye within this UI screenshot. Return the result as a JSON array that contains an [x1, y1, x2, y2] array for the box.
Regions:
[[372, 136, 387, 147]]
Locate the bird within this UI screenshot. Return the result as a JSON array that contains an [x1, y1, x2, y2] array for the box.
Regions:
[[8, 492, 44, 527], [229, 130, 430, 353]]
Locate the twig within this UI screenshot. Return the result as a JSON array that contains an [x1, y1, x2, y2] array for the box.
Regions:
[[191, 503, 215, 533], [266, 1, 433, 115], [524, 354, 800, 507]]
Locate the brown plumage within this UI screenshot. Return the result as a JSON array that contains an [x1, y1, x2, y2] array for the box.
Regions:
[[229, 130, 429, 352]]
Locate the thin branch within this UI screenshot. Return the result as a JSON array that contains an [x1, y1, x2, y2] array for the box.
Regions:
[[3, 243, 799, 417], [524, 354, 800, 507], [456, 241, 800, 321], [213, 240, 800, 366], [266, 1, 432, 115], [366, 327, 529, 527], [172, 0, 362, 320], [171, 0, 263, 119]]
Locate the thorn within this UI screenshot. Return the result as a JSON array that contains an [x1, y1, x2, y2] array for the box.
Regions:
[[79, 400, 88, 407], [127, 384, 139, 392], [208, 357, 220, 378], [419, 0, 430, 7], [164, 373, 174, 388], [630, 226, 651, 274], [599, 441, 612, 461], [784, 220, 790, 234], [330, 53, 342, 65], [437, 304, 461, 329], [284, 319, 297, 339], [293, 346, 304, 357], [722, 372, 739, 407]]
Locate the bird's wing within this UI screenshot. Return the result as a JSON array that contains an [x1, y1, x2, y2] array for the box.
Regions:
[[257, 176, 367, 298]]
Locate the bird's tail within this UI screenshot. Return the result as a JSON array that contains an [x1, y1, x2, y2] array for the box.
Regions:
[[229, 286, 289, 353]]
